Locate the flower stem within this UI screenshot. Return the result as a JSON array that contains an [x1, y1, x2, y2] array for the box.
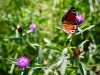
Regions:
[[8, 53, 18, 74]]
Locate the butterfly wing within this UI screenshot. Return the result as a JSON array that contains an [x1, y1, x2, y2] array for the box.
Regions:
[[62, 7, 77, 34], [62, 23, 78, 34], [67, 7, 76, 21]]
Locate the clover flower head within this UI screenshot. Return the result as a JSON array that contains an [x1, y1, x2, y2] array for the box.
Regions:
[[17, 56, 30, 69], [17, 25, 23, 32], [29, 23, 36, 31], [76, 14, 84, 25]]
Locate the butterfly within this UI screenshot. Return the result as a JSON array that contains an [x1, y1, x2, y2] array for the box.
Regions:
[[62, 7, 78, 34]]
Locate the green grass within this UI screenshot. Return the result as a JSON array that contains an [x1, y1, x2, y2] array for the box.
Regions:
[[0, 0, 100, 75]]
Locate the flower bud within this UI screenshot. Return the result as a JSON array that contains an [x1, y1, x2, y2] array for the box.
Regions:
[[17, 25, 23, 32], [29, 23, 36, 31]]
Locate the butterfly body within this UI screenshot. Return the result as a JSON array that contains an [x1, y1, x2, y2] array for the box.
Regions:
[[62, 7, 78, 34]]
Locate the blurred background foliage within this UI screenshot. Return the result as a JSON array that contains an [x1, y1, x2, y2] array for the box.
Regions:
[[0, 0, 100, 75]]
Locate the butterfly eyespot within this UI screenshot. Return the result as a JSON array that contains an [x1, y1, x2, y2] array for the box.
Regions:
[[70, 30, 75, 34]]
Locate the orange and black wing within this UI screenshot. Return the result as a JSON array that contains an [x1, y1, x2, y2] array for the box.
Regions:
[[62, 7, 78, 34]]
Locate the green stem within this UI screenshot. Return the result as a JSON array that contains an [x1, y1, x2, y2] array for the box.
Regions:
[[9, 30, 23, 74], [8, 53, 18, 74]]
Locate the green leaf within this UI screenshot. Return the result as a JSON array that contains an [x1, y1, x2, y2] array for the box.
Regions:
[[28, 67, 42, 75], [61, 47, 68, 55], [26, 30, 33, 33], [13, 0, 21, 11], [20, 38, 23, 46], [76, 25, 95, 35], [5, 58, 16, 64], [48, 48, 69, 70], [77, 61, 86, 75], [38, 45, 44, 63], [28, 68, 36, 75], [45, 43, 63, 51], [21, 69, 25, 75], [43, 38, 51, 44], [6, 38, 20, 41], [27, 42, 39, 50], [78, 40, 88, 48], [59, 48, 68, 75], [59, 59, 67, 75], [66, 34, 72, 40], [48, 58, 63, 69]]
